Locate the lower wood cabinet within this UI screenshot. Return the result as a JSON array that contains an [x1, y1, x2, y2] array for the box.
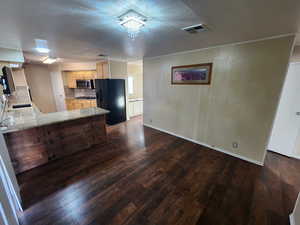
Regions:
[[4, 115, 107, 174], [65, 99, 97, 111]]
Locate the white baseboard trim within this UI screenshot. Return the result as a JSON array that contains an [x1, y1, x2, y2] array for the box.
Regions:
[[290, 214, 295, 225], [291, 155, 300, 160], [143, 123, 264, 166], [268, 149, 300, 161]]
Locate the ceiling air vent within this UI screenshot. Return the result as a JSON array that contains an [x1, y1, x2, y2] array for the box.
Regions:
[[182, 24, 207, 34]]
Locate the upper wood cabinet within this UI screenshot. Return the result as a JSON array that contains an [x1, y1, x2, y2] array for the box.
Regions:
[[65, 70, 97, 88], [96, 61, 109, 79], [67, 73, 77, 88]]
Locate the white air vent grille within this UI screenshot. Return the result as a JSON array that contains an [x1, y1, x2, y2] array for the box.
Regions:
[[182, 24, 208, 34]]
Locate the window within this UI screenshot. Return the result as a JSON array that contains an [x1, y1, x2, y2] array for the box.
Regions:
[[128, 76, 134, 94]]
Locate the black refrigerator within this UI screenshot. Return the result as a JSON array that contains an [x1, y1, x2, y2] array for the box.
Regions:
[[95, 79, 127, 125]]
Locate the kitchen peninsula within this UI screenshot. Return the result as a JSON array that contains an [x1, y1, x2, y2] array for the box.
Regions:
[[2, 106, 109, 174]]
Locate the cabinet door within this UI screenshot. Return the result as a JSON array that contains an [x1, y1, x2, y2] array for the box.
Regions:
[[96, 61, 109, 79], [102, 62, 109, 78], [131, 101, 143, 116], [140, 101, 143, 114], [128, 102, 134, 117], [76, 72, 84, 80], [65, 99, 72, 110], [91, 100, 97, 107], [96, 63, 104, 78], [67, 73, 76, 88], [137, 101, 143, 115], [133, 102, 138, 116], [84, 100, 91, 108], [74, 102, 82, 110]]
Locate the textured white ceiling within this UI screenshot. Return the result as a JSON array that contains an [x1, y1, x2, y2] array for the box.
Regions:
[[1, 0, 300, 61]]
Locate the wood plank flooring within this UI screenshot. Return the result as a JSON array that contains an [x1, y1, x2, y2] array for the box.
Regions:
[[17, 116, 300, 225]]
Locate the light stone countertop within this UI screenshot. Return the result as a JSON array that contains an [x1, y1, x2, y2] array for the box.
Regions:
[[1, 107, 109, 134]]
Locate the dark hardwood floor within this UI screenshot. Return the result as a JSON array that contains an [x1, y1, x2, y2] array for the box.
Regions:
[[17, 116, 300, 225]]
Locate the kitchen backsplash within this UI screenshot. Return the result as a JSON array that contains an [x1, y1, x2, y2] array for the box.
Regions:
[[74, 88, 96, 98], [7, 86, 31, 107], [64, 86, 74, 98], [64, 86, 96, 98]]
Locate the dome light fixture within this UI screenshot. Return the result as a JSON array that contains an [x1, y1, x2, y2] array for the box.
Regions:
[[119, 10, 147, 39]]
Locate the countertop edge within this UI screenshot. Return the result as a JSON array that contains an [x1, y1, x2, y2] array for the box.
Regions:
[[2, 108, 109, 134]]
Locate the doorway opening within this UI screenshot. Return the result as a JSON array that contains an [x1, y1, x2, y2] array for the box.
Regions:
[[127, 61, 143, 119], [268, 62, 300, 159]]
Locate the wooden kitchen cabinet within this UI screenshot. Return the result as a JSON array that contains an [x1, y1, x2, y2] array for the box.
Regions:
[[96, 61, 109, 79], [65, 99, 97, 111], [67, 73, 77, 88], [65, 70, 97, 88]]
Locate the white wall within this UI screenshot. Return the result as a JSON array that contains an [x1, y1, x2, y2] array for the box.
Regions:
[[143, 36, 294, 165], [268, 63, 300, 156]]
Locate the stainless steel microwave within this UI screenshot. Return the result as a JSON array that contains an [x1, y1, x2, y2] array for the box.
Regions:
[[76, 79, 94, 89]]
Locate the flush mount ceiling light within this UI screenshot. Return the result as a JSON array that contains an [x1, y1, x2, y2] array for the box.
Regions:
[[43, 57, 57, 64], [35, 39, 50, 53], [119, 10, 147, 39]]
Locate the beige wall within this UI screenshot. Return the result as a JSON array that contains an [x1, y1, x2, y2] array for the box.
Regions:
[[127, 63, 143, 99], [143, 36, 294, 164], [110, 60, 127, 77], [12, 69, 27, 87], [60, 62, 97, 71], [24, 64, 57, 113]]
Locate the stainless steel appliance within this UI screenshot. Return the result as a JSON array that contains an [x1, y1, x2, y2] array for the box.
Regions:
[[76, 79, 94, 89]]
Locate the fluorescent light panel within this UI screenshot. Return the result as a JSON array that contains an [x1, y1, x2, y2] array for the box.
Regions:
[[43, 57, 57, 64], [35, 47, 50, 53]]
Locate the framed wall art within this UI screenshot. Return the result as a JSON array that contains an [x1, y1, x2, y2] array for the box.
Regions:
[[171, 63, 213, 85]]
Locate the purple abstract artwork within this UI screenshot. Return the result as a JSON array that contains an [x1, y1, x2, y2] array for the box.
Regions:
[[171, 63, 212, 85]]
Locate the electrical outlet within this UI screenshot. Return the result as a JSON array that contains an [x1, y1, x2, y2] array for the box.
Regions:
[[232, 142, 238, 148]]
